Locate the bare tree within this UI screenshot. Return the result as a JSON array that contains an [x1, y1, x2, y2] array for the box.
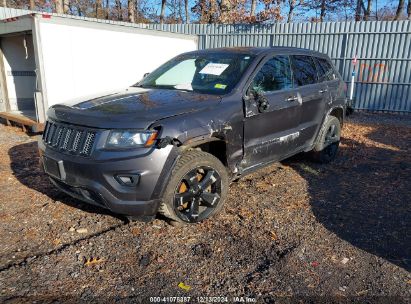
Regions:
[[63, 0, 70, 13], [250, 0, 257, 17], [179, 0, 184, 22], [2, 0, 6, 8], [286, 0, 303, 23], [364, 0, 372, 20], [309, 0, 342, 22], [320, 0, 326, 21], [29, 0, 35, 10], [185, 0, 190, 23], [220, 0, 231, 22], [408, 0, 411, 19], [128, 0, 135, 22], [96, 0, 103, 18], [160, 0, 166, 23], [115, 0, 123, 20], [105, 0, 110, 19], [394, 0, 405, 20], [55, 0, 64, 13], [355, 0, 363, 20]]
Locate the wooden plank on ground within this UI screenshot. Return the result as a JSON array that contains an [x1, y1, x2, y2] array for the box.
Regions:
[[0, 112, 44, 133]]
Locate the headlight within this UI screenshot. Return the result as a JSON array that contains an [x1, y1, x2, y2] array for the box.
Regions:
[[106, 130, 158, 148]]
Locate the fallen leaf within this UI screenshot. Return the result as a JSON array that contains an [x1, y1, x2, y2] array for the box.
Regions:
[[341, 257, 349, 264], [76, 228, 88, 234], [131, 227, 140, 236], [84, 257, 104, 267], [311, 261, 319, 267], [178, 282, 191, 291]]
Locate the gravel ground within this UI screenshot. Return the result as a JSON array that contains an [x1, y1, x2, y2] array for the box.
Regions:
[[0, 112, 410, 303]]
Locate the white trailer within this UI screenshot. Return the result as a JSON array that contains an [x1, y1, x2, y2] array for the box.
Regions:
[[0, 13, 198, 131]]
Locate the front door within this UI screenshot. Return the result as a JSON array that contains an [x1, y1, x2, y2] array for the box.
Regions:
[[242, 55, 302, 169]]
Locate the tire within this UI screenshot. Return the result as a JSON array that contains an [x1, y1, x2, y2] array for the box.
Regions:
[[159, 150, 229, 224], [311, 115, 341, 163]]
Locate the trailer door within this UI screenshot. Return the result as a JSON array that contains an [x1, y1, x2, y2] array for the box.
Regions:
[[1, 35, 36, 119]]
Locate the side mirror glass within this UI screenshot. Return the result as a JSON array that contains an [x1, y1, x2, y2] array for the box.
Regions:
[[252, 89, 270, 113]]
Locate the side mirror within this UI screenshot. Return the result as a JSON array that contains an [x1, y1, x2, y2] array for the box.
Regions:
[[253, 90, 270, 113], [143, 72, 150, 78]]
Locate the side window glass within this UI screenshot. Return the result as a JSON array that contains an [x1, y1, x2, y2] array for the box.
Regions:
[[251, 55, 293, 93], [291, 55, 318, 86], [313, 57, 328, 82], [318, 58, 336, 81]]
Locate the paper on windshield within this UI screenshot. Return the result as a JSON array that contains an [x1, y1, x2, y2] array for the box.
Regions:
[[174, 83, 193, 91], [199, 63, 229, 76]]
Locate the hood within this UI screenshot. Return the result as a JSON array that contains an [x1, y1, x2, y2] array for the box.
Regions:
[[47, 87, 222, 129]]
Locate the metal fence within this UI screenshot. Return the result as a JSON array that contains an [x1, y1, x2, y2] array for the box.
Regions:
[[1, 7, 410, 113], [146, 22, 411, 113]]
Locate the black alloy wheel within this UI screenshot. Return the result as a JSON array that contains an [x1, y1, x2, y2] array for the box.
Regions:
[[173, 166, 222, 223]]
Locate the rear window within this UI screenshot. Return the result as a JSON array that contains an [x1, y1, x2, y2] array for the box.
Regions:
[[315, 57, 336, 81], [291, 55, 318, 86]]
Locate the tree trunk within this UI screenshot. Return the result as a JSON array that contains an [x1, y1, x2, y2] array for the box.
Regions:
[[76, 2, 82, 16], [63, 0, 69, 14], [160, 0, 166, 23], [394, 0, 405, 20], [105, 0, 109, 19], [116, 0, 123, 20], [220, 0, 231, 22], [355, 0, 363, 20], [408, 0, 411, 20], [375, 0, 378, 20], [364, 0, 372, 20], [250, 0, 257, 17], [185, 0, 190, 23], [200, 0, 207, 23], [178, 0, 183, 22], [128, 0, 135, 23], [320, 0, 326, 22], [287, 0, 296, 23], [29, 0, 35, 10], [55, 0, 64, 14], [96, 0, 102, 18]]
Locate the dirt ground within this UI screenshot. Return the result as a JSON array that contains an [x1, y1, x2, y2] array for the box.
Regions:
[[0, 112, 410, 303]]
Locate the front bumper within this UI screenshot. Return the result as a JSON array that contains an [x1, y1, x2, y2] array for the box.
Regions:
[[38, 140, 177, 216]]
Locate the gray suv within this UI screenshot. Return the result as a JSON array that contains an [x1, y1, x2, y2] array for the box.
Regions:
[[38, 47, 346, 224]]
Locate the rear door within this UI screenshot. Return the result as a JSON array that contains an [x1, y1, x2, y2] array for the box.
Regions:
[[242, 54, 302, 168], [290, 55, 327, 149], [314, 56, 341, 104]]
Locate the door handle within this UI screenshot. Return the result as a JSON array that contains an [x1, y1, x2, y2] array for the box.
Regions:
[[286, 96, 298, 102], [319, 88, 328, 94]]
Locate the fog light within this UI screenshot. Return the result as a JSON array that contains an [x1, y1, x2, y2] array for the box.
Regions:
[[115, 174, 140, 186]]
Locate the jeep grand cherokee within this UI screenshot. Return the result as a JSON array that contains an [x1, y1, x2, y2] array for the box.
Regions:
[[39, 47, 346, 224]]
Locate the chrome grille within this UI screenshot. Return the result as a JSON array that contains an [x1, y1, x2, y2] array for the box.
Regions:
[[42, 121, 97, 156]]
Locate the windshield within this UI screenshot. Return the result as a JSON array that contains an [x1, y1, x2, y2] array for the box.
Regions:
[[136, 52, 255, 95]]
